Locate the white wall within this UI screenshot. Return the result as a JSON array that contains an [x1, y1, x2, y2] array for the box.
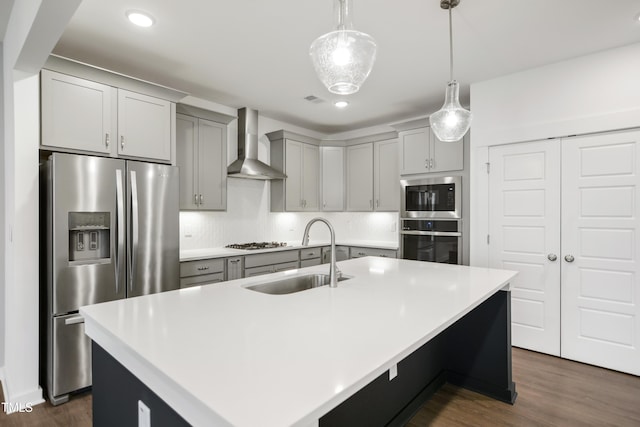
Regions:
[[1, 0, 80, 412], [469, 42, 640, 267]]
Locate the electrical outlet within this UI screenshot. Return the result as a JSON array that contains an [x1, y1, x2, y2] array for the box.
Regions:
[[138, 400, 150, 427], [389, 364, 398, 381]]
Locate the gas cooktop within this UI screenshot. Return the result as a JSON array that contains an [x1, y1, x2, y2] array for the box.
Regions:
[[225, 242, 288, 250]]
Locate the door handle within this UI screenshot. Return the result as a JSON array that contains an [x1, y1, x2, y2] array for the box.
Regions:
[[65, 315, 85, 325], [129, 170, 140, 293], [199, 194, 204, 205], [564, 254, 575, 263], [194, 194, 198, 205], [115, 169, 125, 295], [547, 253, 557, 262]]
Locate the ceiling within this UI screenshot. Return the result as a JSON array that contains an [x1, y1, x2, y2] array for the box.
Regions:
[[53, 0, 640, 134]]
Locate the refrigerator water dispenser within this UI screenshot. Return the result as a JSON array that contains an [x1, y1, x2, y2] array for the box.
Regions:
[[68, 212, 110, 264]]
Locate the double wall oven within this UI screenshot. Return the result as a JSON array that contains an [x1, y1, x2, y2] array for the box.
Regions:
[[400, 176, 462, 264]]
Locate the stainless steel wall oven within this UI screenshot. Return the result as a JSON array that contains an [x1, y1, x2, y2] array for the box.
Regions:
[[400, 219, 462, 264], [400, 176, 462, 264]]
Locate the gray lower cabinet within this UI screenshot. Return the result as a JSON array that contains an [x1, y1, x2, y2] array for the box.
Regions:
[[349, 247, 397, 259], [179, 258, 225, 288], [244, 250, 300, 277], [300, 247, 322, 268], [322, 246, 349, 264]]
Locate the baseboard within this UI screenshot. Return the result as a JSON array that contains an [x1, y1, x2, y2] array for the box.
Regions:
[[1, 380, 44, 414]]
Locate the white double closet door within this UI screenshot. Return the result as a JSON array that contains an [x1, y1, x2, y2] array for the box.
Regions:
[[489, 129, 640, 376]]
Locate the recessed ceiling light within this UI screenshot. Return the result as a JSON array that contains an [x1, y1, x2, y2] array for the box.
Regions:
[[126, 10, 155, 27], [334, 101, 349, 108]]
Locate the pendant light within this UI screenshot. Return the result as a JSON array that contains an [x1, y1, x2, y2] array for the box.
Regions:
[[429, 0, 472, 142], [309, 0, 377, 95]]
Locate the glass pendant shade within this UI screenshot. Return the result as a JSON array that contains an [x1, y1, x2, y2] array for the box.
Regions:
[[429, 81, 472, 142], [309, 0, 377, 95]]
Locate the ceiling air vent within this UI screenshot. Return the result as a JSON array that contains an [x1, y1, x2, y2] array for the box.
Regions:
[[304, 95, 325, 104]]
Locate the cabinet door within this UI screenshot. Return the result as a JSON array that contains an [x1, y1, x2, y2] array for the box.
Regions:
[[321, 147, 345, 211], [346, 143, 374, 211], [302, 143, 319, 211], [399, 128, 429, 175], [176, 114, 199, 210], [285, 140, 303, 211], [374, 139, 399, 211], [561, 130, 640, 376], [430, 128, 463, 172], [41, 70, 116, 155], [117, 89, 171, 162], [198, 119, 227, 210], [488, 140, 561, 356]]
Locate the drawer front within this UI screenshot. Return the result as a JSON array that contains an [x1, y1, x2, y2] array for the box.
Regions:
[[244, 261, 300, 277], [180, 258, 225, 277], [180, 272, 225, 288], [244, 250, 299, 268], [300, 247, 322, 260], [301, 258, 322, 268], [349, 247, 397, 259]]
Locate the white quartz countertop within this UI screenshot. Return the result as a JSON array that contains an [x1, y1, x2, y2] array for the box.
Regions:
[[81, 258, 516, 427], [180, 240, 399, 261]]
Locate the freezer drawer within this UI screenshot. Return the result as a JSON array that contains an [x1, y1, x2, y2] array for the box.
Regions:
[[49, 314, 92, 402]]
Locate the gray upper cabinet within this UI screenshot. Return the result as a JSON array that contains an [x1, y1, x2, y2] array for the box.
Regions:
[[117, 89, 171, 161], [346, 143, 374, 211], [320, 146, 345, 211], [346, 139, 399, 212], [41, 69, 116, 155], [41, 69, 173, 163], [399, 126, 463, 175], [374, 139, 400, 211], [269, 131, 321, 212], [176, 108, 229, 211]]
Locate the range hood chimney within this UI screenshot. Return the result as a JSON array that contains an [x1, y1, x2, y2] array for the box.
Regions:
[[227, 108, 287, 180]]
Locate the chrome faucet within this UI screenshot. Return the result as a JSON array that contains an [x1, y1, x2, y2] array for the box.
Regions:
[[302, 217, 339, 287]]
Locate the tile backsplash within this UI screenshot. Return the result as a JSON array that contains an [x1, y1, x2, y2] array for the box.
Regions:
[[180, 179, 399, 250]]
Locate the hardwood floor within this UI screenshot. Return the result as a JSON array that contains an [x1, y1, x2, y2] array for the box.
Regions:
[[0, 389, 91, 427], [407, 348, 640, 426], [1, 348, 639, 426]]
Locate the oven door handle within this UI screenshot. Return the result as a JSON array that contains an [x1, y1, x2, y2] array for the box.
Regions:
[[400, 230, 462, 237]]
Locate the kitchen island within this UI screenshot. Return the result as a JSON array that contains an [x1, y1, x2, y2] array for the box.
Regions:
[[81, 257, 517, 427]]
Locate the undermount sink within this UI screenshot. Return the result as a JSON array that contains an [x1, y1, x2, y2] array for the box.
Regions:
[[245, 273, 351, 295]]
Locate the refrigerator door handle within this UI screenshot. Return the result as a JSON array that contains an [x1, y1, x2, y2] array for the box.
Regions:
[[129, 170, 140, 293], [64, 315, 85, 325], [115, 169, 125, 294]]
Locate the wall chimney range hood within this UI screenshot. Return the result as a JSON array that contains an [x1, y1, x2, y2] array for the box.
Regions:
[[227, 108, 287, 180]]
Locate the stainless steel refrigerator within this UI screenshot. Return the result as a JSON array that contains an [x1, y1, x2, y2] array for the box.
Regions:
[[41, 153, 179, 405]]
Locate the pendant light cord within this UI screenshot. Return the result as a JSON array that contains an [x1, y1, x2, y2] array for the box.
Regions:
[[448, 5, 454, 81]]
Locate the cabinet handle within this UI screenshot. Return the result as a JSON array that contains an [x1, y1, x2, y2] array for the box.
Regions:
[[120, 136, 125, 150], [199, 194, 204, 204], [376, 200, 380, 208], [105, 133, 110, 148], [425, 159, 429, 169], [358, 252, 366, 256], [564, 254, 575, 263], [197, 266, 210, 271], [548, 253, 558, 262], [430, 158, 434, 169], [194, 194, 198, 205], [229, 259, 240, 264], [369, 200, 373, 208]]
